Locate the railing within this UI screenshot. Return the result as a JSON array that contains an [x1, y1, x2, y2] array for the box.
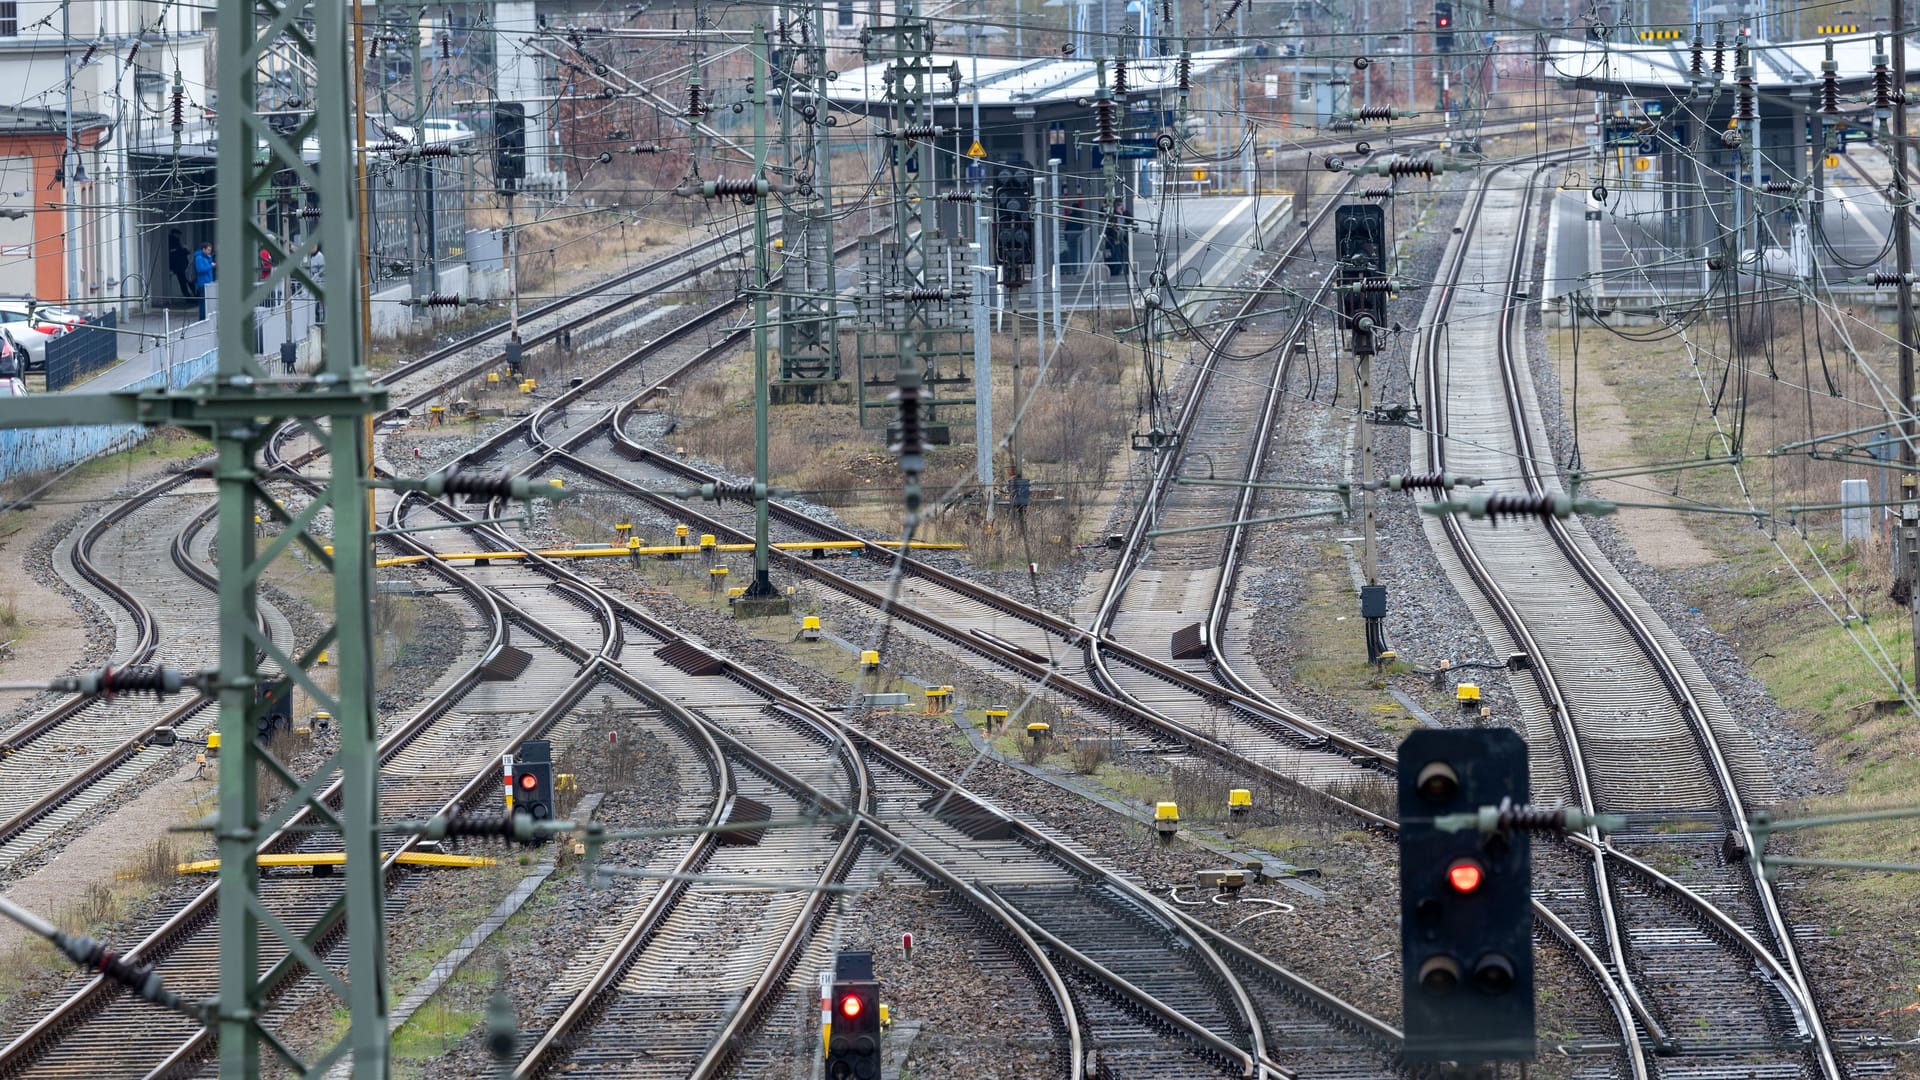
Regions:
[[43, 311, 120, 390]]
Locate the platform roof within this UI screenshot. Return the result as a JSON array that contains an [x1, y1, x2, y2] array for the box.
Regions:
[[823, 47, 1250, 111], [1544, 32, 1920, 95]]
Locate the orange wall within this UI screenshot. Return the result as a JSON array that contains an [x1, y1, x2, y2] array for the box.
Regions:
[[8, 128, 105, 302]]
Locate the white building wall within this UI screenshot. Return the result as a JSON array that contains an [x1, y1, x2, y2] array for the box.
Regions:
[[0, 3, 207, 309]]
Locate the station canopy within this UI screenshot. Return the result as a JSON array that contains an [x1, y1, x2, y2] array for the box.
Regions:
[[822, 47, 1251, 110], [1542, 32, 1920, 94]]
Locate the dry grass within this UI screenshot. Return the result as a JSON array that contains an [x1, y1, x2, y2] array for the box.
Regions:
[[1067, 734, 1112, 775], [653, 324, 1145, 568], [127, 836, 183, 888]]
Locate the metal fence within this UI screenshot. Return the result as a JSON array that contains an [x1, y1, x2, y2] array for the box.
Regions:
[[44, 311, 121, 390], [0, 345, 217, 485]]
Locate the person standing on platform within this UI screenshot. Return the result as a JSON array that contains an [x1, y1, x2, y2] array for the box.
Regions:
[[193, 242, 216, 321], [167, 230, 194, 302]]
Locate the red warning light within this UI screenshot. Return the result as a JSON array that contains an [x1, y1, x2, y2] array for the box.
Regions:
[[519, 772, 539, 790], [1446, 859, 1484, 893], [839, 993, 864, 1019], [1437, 14, 1451, 26]]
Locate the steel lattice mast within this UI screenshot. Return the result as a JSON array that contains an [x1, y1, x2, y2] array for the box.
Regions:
[[0, 3, 392, 1074]]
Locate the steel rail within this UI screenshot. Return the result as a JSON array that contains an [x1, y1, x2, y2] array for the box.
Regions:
[[1423, 163, 1839, 1076], [1086, 144, 1653, 1080], [607, 663, 1310, 1079], [387, 423, 1294, 1075], [1481, 174, 1843, 1078], [438, 448, 1399, 1075], [1417, 164, 1663, 1075], [122, 467, 627, 1075], [0, 469, 182, 754], [504, 681, 737, 1077], [0, 566, 515, 1078]]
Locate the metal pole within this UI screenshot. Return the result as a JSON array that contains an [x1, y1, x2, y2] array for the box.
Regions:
[[749, 26, 777, 601], [1360, 353, 1377, 589], [1362, 0, 1372, 108], [1049, 157, 1063, 345], [975, 212, 993, 514], [1407, 0, 1416, 108], [114, 43, 130, 321], [212, 7, 260, 1071], [357, 0, 376, 529], [63, 1, 77, 305], [1033, 174, 1047, 354], [1890, 15, 1920, 678], [409, 8, 429, 297], [505, 193, 519, 359]]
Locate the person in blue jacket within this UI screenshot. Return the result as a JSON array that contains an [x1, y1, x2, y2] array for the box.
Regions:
[[193, 242, 215, 320]]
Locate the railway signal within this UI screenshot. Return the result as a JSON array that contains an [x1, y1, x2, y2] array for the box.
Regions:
[[493, 102, 526, 191], [1337, 204, 1394, 661], [1434, 2, 1455, 51], [825, 951, 884, 1080], [993, 167, 1034, 286], [512, 739, 555, 834], [1398, 728, 1535, 1062]]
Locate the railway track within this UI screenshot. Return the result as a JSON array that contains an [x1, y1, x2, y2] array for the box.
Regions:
[[0, 474, 293, 870], [0, 112, 1584, 1075], [502, 159, 1665, 1080], [516, 173, 1411, 820], [0, 209, 824, 882], [395, 162, 1651, 1076], [0, 212, 814, 1070], [1414, 164, 1842, 1077], [0, 461, 630, 1074], [372, 398, 1392, 1078], [256, 315, 1407, 1075]]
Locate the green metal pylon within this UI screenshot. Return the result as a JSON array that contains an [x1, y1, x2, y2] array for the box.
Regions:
[[214, 2, 389, 1074], [0, 3, 389, 1075]]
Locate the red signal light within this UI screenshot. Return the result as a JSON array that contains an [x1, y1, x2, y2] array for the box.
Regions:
[[1446, 859, 1484, 893], [519, 772, 538, 790], [839, 993, 864, 1019]]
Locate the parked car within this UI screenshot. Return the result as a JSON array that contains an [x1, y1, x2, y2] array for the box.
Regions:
[[0, 328, 30, 391], [417, 117, 476, 142], [448, 106, 494, 135], [0, 300, 85, 373]]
